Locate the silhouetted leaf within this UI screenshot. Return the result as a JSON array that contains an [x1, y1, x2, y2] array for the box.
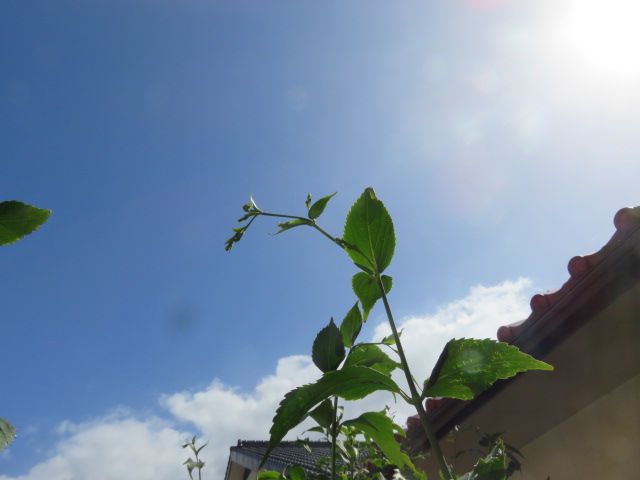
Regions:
[[343, 188, 395, 273], [424, 339, 553, 401], [312, 319, 345, 372], [309, 399, 334, 429], [340, 303, 363, 348]]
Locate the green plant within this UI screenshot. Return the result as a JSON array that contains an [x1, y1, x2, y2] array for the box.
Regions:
[[0, 200, 51, 451], [183, 435, 207, 480], [227, 188, 552, 480]]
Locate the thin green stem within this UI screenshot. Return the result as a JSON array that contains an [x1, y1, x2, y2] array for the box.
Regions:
[[254, 209, 453, 478], [331, 395, 338, 480], [258, 211, 347, 251], [375, 274, 454, 480]]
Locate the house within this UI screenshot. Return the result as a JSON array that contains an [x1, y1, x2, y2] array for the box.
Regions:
[[406, 206, 640, 479], [224, 440, 331, 480]]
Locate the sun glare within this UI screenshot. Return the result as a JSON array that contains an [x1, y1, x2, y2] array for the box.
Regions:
[[567, 0, 640, 74]]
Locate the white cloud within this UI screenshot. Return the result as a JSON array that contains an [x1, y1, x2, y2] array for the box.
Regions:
[[0, 413, 188, 480], [1, 279, 532, 480], [163, 355, 321, 477]]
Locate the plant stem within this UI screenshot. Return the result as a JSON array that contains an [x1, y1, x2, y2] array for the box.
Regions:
[[331, 395, 338, 480], [375, 274, 454, 480], [258, 212, 346, 250], [256, 210, 453, 478]]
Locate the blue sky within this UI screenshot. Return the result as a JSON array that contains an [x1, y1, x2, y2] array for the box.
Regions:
[[2, 1, 640, 478]]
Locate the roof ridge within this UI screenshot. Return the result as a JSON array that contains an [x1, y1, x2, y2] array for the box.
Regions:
[[497, 206, 640, 343]]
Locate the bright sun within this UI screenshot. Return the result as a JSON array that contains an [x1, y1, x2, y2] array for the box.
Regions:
[[567, 0, 640, 74]]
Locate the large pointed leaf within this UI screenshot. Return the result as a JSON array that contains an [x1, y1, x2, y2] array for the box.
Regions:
[[343, 344, 399, 376], [261, 367, 400, 468], [0, 418, 16, 451], [0, 201, 51, 246], [352, 272, 392, 320], [312, 319, 345, 372], [343, 412, 412, 470], [343, 188, 395, 273], [340, 303, 363, 348], [424, 339, 553, 401], [308, 192, 336, 220]]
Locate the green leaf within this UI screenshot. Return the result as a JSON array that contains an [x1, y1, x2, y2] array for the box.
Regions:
[[352, 273, 392, 320], [0, 201, 51, 246], [339, 303, 363, 348], [309, 399, 334, 429], [343, 344, 399, 376], [424, 339, 553, 401], [288, 465, 307, 480], [308, 192, 336, 220], [0, 418, 16, 451], [342, 412, 413, 470], [460, 439, 508, 480], [261, 367, 400, 468], [258, 471, 283, 480], [381, 331, 399, 345], [312, 319, 346, 373], [276, 219, 309, 234], [343, 188, 395, 273]]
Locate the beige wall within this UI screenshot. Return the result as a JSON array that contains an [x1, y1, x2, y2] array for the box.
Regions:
[[519, 373, 640, 480]]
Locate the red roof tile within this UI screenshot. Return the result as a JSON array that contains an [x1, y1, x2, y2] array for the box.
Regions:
[[497, 206, 640, 343], [405, 205, 640, 451]]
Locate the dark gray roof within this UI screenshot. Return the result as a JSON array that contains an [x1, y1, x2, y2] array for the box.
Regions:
[[230, 440, 331, 473]]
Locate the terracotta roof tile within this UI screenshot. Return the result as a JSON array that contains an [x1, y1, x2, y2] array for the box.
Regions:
[[405, 205, 640, 451], [497, 206, 640, 343]]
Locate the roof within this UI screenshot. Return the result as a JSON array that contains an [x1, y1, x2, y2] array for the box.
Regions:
[[406, 205, 640, 450], [228, 440, 332, 474]]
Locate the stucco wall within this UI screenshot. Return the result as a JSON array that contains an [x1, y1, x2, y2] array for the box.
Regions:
[[519, 373, 639, 479]]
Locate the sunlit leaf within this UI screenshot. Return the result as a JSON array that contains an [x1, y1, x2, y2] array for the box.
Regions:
[[288, 465, 307, 480], [261, 367, 400, 468], [258, 470, 283, 480], [0, 418, 16, 451], [459, 439, 508, 480], [343, 412, 413, 470], [308, 192, 336, 220], [0, 201, 51, 246], [424, 339, 553, 401], [276, 219, 309, 234], [343, 188, 395, 273], [343, 344, 399, 376], [352, 272, 392, 320]]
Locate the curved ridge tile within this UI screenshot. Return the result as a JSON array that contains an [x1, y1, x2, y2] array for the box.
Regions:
[[496, 206, 640, 344]]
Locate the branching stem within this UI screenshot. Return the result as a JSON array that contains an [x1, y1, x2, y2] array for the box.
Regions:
[[254, 208, 454, 479]]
